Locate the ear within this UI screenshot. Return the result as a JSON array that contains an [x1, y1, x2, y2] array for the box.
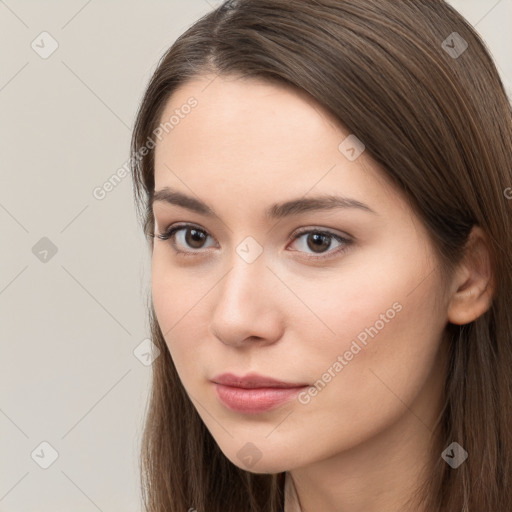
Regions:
[[447, 225, 495, 325]]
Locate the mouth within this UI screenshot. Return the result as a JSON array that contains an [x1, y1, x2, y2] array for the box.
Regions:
[[211, 372, 309, 414]]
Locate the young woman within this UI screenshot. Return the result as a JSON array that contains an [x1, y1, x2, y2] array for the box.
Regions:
[[130, 1, 512, 510]]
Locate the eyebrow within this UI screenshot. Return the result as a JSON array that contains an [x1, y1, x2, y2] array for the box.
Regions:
[[151, 187, 377, 219]]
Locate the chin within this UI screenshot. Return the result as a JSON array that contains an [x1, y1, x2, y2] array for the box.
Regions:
[[217, 441, 299, 474], [230, 457, 290, 474]]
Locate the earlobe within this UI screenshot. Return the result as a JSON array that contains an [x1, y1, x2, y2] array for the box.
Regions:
[[446, 226, 495, 326]]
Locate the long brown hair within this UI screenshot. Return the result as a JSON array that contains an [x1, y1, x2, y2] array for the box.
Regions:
[[130, 1, 512, 510]]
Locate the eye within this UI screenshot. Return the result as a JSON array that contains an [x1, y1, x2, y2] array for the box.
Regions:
[[152, 223, 216, 257], [151, 223, 353, 261], [287, 227, 352, 261]]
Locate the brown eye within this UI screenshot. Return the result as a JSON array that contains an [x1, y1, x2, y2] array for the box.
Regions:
[[288, 228, 353, 261], [305, 232, 332, 253], [182, 227, 208, 249], [154, 223, 216, 255]]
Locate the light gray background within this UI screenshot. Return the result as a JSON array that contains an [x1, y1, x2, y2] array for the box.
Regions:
[[1, 1, 510, 511]]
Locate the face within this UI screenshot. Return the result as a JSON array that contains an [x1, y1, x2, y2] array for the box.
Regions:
[[151, 74, 451, 474]]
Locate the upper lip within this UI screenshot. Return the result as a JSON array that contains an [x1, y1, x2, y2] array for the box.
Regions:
[[211, 372, 309, 389]]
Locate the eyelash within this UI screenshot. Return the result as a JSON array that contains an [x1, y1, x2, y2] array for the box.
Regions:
[[151, 223, 353, 261]]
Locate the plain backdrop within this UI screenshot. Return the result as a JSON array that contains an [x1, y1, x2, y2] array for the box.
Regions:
[[0, 1, 510, 510]]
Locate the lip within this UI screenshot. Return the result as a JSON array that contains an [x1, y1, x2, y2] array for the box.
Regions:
[[211, 372, 309, 389], [211, 372, 309, 414]]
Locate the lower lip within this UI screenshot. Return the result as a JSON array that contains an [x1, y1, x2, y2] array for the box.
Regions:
[[213, 383, 308, 414]]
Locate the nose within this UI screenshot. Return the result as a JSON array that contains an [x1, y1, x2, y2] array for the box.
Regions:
[[209, 253, 284, 348]]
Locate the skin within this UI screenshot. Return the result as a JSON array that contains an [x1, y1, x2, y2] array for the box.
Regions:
[[150, 74, 494, 512]]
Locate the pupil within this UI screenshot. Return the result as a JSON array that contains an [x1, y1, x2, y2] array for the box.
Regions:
[[308, 233, 330, 253], [187, 228, 205, 248]]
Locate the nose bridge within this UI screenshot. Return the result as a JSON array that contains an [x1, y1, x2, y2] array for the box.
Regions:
[[210, 242, 282, 345], [219, 242, 269, 309]]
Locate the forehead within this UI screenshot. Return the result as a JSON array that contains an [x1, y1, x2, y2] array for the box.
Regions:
[[152, 74, 403, 221], [155, 74, 346, 167], [160, 73, 340, 131]]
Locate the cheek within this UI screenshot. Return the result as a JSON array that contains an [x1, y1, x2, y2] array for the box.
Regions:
[[151, 249, 202, 326], [301, 239, 438, 346], [151, 255, 201, 365], [283, 248, 416, 353], [292, 239, 442, 369], [292, 248, 446, 428]]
